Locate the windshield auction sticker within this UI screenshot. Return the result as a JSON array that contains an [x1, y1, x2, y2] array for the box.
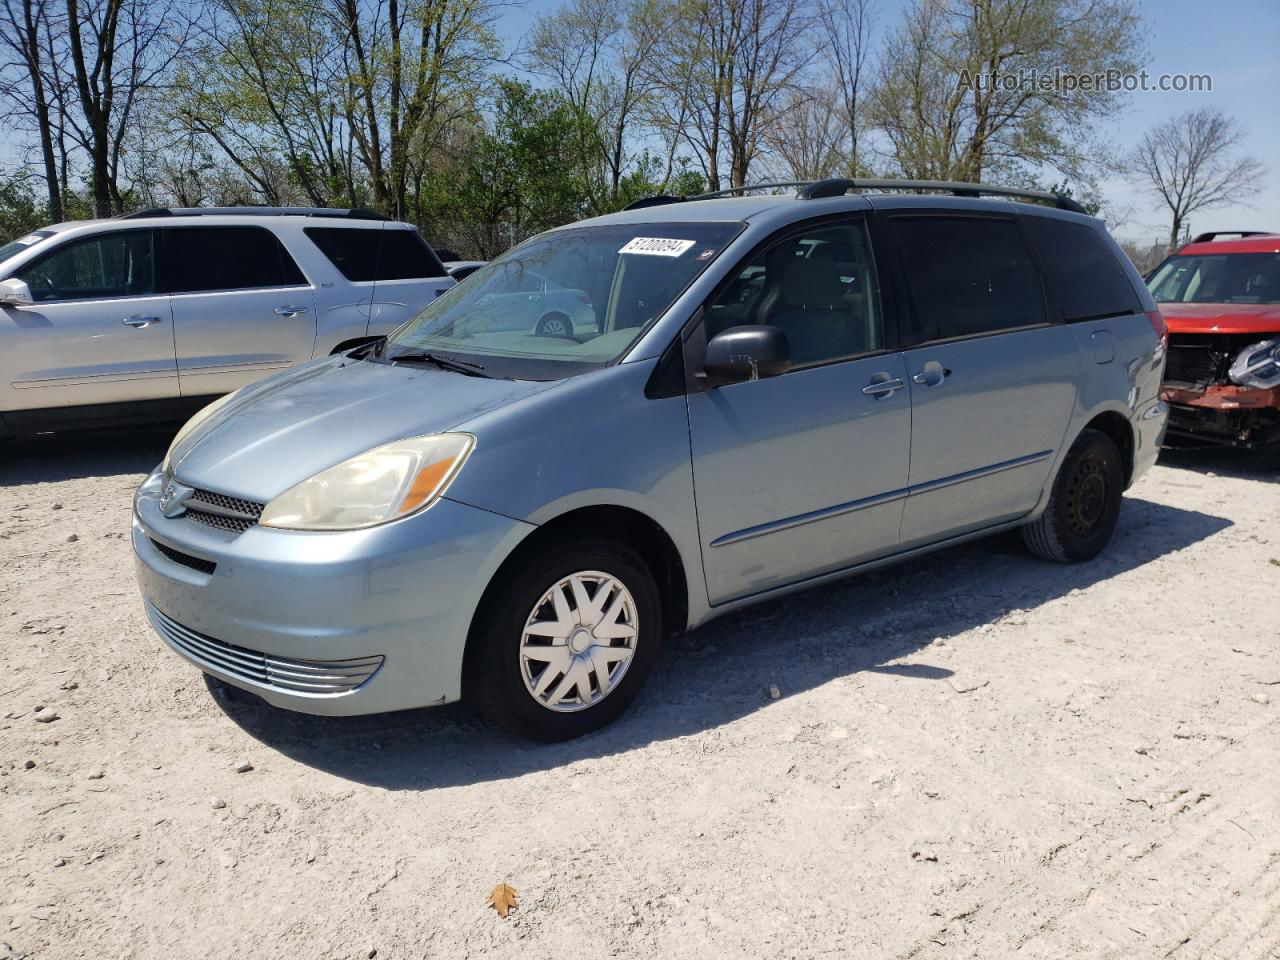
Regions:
[[619, 237, 697, 257]]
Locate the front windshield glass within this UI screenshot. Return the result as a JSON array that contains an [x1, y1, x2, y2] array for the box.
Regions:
[[0, 230, 55, 268], [1148, 253, 1280, 304], [384, 221, 743, 379]]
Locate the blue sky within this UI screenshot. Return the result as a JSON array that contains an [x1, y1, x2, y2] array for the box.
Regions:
[[501, 0, 1280, 244]]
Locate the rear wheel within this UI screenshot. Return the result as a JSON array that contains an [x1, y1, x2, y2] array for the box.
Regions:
[[1021, 429, 1124, 563], [468, 537, 661, 740]]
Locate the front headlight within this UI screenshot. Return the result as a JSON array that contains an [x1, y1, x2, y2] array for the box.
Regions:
[[259, 433, 475, 531], [161, 391, 239, 473], [1229, 339, 1280, 390]]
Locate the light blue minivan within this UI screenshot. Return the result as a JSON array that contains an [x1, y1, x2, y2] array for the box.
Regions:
[[133, 179, 1168, 740]]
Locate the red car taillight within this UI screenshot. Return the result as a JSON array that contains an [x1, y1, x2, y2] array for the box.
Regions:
[[1146, 309, 1168, 348]]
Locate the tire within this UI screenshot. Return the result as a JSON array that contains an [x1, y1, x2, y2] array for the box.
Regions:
[[534, 312, 574, 338], [467, 536, 662, 741], [1021, 429, 1124, 563]]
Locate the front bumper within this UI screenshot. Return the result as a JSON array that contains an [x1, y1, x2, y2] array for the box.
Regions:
[[1160, 384, 1280, 448], [132, 467, 534, 715]]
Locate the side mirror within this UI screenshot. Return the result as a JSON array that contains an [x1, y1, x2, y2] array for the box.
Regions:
[[0, 277, 33, 306], [702, 325, 791, 385]]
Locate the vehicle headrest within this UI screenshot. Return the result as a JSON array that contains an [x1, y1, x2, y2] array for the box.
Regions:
[[781, 259, 845, 309]]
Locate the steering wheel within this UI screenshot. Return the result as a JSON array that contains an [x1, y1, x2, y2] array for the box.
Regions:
[[23, 271, 59, 300]]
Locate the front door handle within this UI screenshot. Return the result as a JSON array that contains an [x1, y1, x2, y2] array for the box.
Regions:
[[122, 315, 163, 327], [862, 375, 905, 398], [275, 305, 310, 317], [912, 360, 950, 387]]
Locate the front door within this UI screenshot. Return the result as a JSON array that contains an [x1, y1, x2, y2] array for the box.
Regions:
[[161, 225, 318, 397], [885, 214, 1080, 546], [688, 217, 912, 605], [2, 228, 177, 412]]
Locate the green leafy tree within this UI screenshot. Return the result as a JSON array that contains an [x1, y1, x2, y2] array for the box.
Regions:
[[869, 0, 1144, 183]]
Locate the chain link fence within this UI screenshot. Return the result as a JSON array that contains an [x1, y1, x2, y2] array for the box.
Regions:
[[419, 222, 544, 263]]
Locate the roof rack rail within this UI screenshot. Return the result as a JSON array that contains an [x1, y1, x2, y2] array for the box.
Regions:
[[796, 177, 1087, 213], [622, 180, 819, 210], [622, 195, 689, 211], [1188, 230, 1272, 244], [117, 206, 387, 221], [622, 178, 1088, 214]]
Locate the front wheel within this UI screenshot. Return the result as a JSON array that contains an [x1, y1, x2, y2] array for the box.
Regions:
[[1021, 428, 1124, 563], [467, 537, 662, 740]]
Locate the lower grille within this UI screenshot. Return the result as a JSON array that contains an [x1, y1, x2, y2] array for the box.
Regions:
[[185, 488, 264, 534], [150, 538, 216, 575], [146, 603, 383, 695]]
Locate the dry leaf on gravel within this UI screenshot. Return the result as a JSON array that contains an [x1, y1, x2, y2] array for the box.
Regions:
[[487, 883, 519, 918]]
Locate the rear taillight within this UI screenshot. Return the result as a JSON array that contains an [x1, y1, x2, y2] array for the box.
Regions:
[[1146, 310, 1168, 347], [576, 292, 592, 305]]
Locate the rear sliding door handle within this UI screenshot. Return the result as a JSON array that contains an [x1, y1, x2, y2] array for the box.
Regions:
[[862, 376, 905, 398], [122, 315, 162, 327], [912, 360, 950, 386], [275, 305, 310, 317]]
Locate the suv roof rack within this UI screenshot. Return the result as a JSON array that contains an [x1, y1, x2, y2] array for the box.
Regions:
[[623, 177, 1088, 214], [1188, 230, 1272, 244], [117, 206, 387, 221]]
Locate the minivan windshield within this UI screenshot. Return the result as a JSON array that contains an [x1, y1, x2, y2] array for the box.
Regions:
[[0, 230, 55, 269], [382, 221, 743, 379], [1148, 252, 1280, 305]]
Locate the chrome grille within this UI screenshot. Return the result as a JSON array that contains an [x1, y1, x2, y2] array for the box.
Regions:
[[146, 603, 383, 696], [184, 488, 264, 534]]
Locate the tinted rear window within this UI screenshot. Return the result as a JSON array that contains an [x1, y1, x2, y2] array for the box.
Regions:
[[305, 227, 380, 281], [891, 217, 1046, 341], [376, 230, 447, 280], [306, 227, 446, 282], [162, 226, 306, 293], [1023, 217, 1140, 320]]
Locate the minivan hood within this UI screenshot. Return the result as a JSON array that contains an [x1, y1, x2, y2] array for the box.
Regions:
[[1160, 302, 1280, 336], [170, 356, 557, 501]]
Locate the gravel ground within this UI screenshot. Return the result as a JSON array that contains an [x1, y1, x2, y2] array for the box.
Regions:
[[2, 430, 1279, 960]]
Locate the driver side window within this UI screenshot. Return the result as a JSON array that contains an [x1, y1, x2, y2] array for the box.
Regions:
[[705, 219, 882, 367], [15, 230, 155, 303]]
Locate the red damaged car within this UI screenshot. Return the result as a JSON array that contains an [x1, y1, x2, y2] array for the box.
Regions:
[[1148, 230, 1280, 448]]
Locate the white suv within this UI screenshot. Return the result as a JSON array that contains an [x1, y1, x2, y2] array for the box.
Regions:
[[0, 207, 454, 436]]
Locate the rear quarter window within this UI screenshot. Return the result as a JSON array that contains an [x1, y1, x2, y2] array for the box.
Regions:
[[1023, 217, 1140, 321], [375, 229, 447, 280], [305, 226, 446, 282]]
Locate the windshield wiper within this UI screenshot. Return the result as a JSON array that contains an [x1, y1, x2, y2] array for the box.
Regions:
[[387, 350, 489, 376]]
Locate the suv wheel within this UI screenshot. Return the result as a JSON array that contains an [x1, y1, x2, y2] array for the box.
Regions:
[[1021, 428, 1124, 563], [468, 537, 661, 740]]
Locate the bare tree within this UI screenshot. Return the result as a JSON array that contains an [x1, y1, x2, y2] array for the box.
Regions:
[[763, 84, 845, 179], [816, 0, 873, 175], [648, 0, 812, 191], [0, 0, 65, 219], [1132, 109, 1267, 248], [61, 0, 200, 215]]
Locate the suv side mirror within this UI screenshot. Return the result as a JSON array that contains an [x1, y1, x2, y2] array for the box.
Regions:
[[0, 277, 33, 306], [702, 325, 791, 385]]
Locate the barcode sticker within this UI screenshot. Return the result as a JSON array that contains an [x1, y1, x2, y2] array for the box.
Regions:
[[618, 237, 697, 257]]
